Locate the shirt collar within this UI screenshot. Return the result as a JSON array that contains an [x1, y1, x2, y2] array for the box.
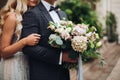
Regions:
[[41, 0, 54, 12]]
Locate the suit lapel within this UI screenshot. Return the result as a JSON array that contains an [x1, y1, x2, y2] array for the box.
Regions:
[[38, 2, 53, 22], [57, 11, 65, 20]]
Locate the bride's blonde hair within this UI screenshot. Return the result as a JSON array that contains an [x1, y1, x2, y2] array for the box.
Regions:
[[0, 0, 27, 40]]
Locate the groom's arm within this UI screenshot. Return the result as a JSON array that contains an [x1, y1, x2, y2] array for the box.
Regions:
[[21, 11, 61, 65]]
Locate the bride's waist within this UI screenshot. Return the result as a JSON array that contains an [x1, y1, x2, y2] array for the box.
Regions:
[[14, 51, 25, 56], [1, 51, 27, 61]]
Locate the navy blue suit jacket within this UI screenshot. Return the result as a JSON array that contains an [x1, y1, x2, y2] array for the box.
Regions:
[[21, 2, 69, 80]]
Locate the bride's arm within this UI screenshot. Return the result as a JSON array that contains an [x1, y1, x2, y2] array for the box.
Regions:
[[0, 13, 40, 59]]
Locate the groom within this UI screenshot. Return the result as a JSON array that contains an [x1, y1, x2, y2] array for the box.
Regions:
[[21, 0, 77, 80]]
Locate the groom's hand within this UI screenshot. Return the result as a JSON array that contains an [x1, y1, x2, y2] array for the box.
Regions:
[[62, 51, 78, 63]]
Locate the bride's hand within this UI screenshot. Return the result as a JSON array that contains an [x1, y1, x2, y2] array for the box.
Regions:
[[24, 33, 41, 46]]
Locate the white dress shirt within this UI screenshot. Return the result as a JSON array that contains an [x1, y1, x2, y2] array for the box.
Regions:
[[41, 0, 62, 65], [41, 0, 60, 23]]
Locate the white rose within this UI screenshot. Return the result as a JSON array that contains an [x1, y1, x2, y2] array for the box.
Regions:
[[48, 25, 55, 30], [55, 28, 64, 34], [79, 23, 88, 30], [72, 26, 86, 36], [96, 41, 102, 48], [67, 21, 73, 25], [65, 27, 72, 33], [59, 20, 67, 26], [86, 32, 96, 42]]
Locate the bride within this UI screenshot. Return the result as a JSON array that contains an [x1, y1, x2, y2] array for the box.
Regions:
[[0, 0, 40, 80]]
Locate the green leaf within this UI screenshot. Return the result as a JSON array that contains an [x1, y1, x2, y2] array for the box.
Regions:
[[54, 23, 59, 28], [56, 36, 61, 40], [56, 39, 63, 45], [61, 44, 66, 49], [89, 42, 95, 49], [95, 33, 100, 39], [48, 40, 53, 44]]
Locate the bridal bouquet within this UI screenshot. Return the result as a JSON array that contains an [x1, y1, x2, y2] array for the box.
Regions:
[[48, 19, 101, 68]]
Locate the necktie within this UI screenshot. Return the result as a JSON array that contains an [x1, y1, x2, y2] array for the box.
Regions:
[[49, 6, 59, 12]]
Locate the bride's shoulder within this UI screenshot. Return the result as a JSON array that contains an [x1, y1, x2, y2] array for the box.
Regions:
[[6, 11, 16, 21]]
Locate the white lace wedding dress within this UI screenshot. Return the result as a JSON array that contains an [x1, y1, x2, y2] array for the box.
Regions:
[[0, 52, 29, 80]]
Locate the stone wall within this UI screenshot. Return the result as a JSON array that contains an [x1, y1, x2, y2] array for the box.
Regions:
[[96, 0, 120, 43], [110, 0, 120, 43]]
